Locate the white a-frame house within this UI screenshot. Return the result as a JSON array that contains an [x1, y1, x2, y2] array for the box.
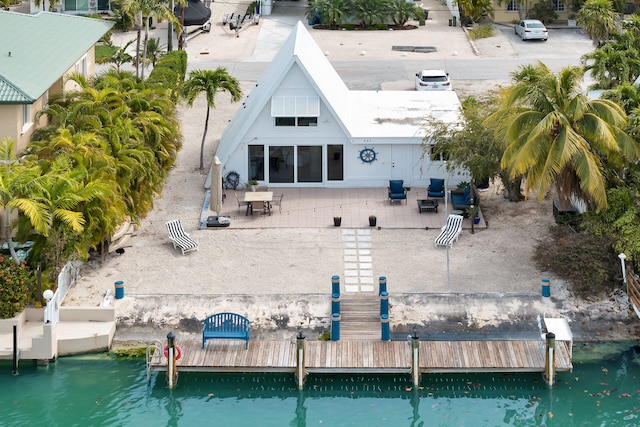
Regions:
[[216, 22, 466, 188]]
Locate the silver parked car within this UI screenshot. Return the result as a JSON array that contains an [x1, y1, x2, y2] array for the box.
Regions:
[[415, 69, 452, 91], [514, 19, 548, 41]]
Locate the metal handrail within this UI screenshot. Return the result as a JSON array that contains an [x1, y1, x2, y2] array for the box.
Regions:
[[146, 339, 163, 381]]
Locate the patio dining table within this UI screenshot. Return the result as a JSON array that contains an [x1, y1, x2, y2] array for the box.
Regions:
[[243, 191, 273, 216]]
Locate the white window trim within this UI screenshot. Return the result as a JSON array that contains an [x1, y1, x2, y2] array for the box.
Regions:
[[21, 104, 33, 134], [75, 54, 88, 77], [553, 0, 566, 12]]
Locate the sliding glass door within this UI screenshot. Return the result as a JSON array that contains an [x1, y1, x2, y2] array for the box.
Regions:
[[249, 144, 342, 184]]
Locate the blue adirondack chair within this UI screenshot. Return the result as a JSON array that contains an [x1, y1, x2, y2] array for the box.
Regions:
[[388, 180, 407, 204], [427, 178, 445, 199]]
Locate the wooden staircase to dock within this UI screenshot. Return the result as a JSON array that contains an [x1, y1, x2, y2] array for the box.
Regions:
[[339, 293, 381, 340]]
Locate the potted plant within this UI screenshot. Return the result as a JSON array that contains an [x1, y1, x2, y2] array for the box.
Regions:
[[470, 206, 481, 224], [246, 179, 258, 191], [333, 216, 342, 226], [369, 215, 377, 227]]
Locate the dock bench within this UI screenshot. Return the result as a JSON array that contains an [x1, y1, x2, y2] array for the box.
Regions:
[[202, 312, 250, 349]]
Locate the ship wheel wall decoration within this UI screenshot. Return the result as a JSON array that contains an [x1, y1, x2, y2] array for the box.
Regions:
[[359, 147, 378, 164]]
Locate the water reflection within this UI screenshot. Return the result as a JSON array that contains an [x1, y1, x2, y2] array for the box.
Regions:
[[291, 390, 306, 427], [2, 342, 640, 426]]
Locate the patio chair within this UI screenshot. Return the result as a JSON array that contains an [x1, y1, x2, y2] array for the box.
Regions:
[[388, 180, 407, 204], [166, 219, 199, 255], [427, 178, 445, 199], [434, 214, 464, 247], [234, 192, 251, 216], [269, 194, 284, 213]]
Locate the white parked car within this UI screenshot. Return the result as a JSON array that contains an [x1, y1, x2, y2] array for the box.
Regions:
[[514, 19, 548, 41], [415, 69, 452, 91]]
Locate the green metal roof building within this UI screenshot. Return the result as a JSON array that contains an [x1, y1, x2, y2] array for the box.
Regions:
[[0, 11, 113, 153], [0, 11, 114, 104]]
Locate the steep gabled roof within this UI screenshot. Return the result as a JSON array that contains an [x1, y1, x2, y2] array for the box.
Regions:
[[216, 21, 463, 166], [216, 21, 351, 165], [0, 11, 114, 104]]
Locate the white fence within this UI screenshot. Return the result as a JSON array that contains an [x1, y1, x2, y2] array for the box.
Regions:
[[44, 261, 81, 325]]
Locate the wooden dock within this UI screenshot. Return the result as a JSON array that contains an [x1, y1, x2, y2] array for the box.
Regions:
[[148, 339, 572, 375]]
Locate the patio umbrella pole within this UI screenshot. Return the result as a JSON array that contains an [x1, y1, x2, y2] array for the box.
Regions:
[[445, 161, 450, 290], [447, 246, 450, 291]]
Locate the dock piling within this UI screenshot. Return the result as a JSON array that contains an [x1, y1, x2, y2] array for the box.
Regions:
[[381, 314, 390, 341], [410, 328, 420, 387], [380, 291, 390, 341], [379, 276, 387, 295], [12, 324, 18, 376], [166, 331, 178, 389], [331, 275, 341, 317], [544, 332, 556, 387], [331, 275, 340, 296], [331, 313, 341, 341], [380, 291, 389, 316], [295, 329, 307, 389]]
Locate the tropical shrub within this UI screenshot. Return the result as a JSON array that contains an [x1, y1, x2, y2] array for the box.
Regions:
[[534, 225, 620, 299], [529, 0, 558, 25], [0, 256, 36, 319], [468, 24, 495, 40], [577, 0, 620, 46]]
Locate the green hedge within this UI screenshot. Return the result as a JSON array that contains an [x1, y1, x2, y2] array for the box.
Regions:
[[146, 50, 188, 98]]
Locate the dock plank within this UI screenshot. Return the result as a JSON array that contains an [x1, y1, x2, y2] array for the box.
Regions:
[[149, 339, 572, 375]]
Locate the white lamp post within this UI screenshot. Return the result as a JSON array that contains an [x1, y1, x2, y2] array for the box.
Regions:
[[619, 253, 627, 290], [43, 290, 54, 324]]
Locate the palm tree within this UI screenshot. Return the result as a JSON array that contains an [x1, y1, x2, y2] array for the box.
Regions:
[[180, 68, 243, 170], [116, 0, 179, 79], [348, 0, 387, 27], [581, 30, 640, 89], [0, 139, 51, 263], [306, 0, 347, 28], [577, 0, 620, 46], [455, 0, 495, 24], [602, 82, 640, 115], [486, 62, 640, 211], [387, 0, 423, 26], [144, 37, 165, 67], [96, 39, 135, 72]]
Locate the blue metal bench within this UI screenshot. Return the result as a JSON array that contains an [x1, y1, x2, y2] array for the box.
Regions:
[[202, 312, 250, 349]]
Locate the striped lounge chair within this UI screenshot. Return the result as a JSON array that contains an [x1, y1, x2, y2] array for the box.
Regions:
[[434, 214, 464, 247], [166, 219, 199, 255]]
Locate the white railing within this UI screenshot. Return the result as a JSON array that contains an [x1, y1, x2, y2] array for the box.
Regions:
[[43, 261, 81, 325]]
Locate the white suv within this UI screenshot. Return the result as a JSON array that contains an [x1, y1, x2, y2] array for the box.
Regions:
[[415, 69, 452, 91]]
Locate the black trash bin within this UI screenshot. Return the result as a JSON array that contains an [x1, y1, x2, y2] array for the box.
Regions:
[[424, 9, 429, 20]]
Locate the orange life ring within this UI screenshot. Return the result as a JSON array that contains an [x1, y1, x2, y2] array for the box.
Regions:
[[163, 344, 182, 360]]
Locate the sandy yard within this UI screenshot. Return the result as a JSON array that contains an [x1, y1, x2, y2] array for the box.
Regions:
[[60, 2, 639, 344]]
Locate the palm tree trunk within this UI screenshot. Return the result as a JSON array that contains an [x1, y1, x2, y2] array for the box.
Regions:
[[141, 18, 149, 80], [135, 12, 142, 79], [5, 210, 18, 263], [178, 6, 185, 50], [200, 106, 210, 170]]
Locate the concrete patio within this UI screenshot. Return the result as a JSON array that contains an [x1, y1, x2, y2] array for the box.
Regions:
[[203, 187, 486, 230]]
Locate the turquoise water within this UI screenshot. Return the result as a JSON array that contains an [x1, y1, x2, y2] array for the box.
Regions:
[[1, 342, 640, 426]]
